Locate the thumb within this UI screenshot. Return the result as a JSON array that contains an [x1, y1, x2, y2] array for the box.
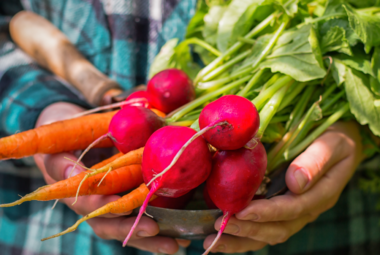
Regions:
[[44, 152, 85, 182], [285, 130, 349, 194]]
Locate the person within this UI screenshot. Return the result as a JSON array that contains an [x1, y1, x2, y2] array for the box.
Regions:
[[0, 1, 379, 255]]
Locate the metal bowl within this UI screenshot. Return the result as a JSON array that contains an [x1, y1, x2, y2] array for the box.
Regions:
[[141, 206, 222, 240], [132, 165, 289, 240]]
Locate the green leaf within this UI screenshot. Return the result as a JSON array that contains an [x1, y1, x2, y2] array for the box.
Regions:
[[309, 25, 324, 68], [320, 26, 352, 55], [149, 39, 178, 79], [190, 119, 200, 131], [346, 0, 380, 9], [216, 0, 263, 52], [260, 24, 326, 82], [372, 46, 380, 82], [240, 34, 273, 68], [203, 5, 227, 45], [229, 3, 274, 47], [344, 4, 380, 48], [319, 18, 360, 47], [345, 67, 380, 136], [334, 51, 375, 76], [370, 76, 380, 96], [330, 57, 346, 85], [174, 41, 202, 80], [261, 123, 285, 143], [323, 0, 346, 16], [186, 0, 209, 38]]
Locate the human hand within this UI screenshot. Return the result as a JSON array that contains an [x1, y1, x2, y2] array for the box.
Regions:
[[33, 102, 189, 254], [203, 121, 363, 253]]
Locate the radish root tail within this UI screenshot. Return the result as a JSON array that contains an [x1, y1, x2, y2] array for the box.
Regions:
[[97, 167, 112, 187], [67, 134, 109, 179], [202, 212, 231, 255], [147, 121, 230, 186], [122, 182, 159, 247]]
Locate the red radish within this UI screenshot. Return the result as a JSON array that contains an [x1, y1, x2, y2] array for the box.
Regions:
[[149, 189, 195, 209], [70, 106, 165, 204], [147, 68, 195, 113], [203, 142, 267, 255], [199, 95, 260, 150], [72, 91, 152, 118], [203, 187, 218, 210], [121, 91, 151, 109], [146, 95, 259, 186], [107, 106, 164, 153], [122, 126, 212, 246]]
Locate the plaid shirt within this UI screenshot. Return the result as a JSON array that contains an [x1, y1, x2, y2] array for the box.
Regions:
[[0, 1, 379, 255]]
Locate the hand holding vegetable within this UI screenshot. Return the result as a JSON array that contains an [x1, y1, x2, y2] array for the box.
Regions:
[[32, 102, 186, 254], [203, 121, 363, 253]]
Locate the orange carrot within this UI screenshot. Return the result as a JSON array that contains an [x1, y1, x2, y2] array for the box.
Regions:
[[91, 152, 123, 169], [72, 147, 144, 204], [151, 108, 166, 118], [0, 164, 143, 207], [0, 111, 118, 160], [41, 183, 157, 241]]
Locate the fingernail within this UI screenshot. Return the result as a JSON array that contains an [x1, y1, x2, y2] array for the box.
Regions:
[[137, 231, 151, 237], [239, 213, 258, 221], [216, 245, 225, 251], [158, 248, 167, 254], [64, 166, 82, 179], [225, 224, 239, 234], [294, 169, 309, 190]]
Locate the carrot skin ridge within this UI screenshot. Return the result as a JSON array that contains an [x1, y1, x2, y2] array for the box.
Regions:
[[0, 111, 117, 159], [0, 153, 147, 207], [41, 183, 157, 241], [73, 147, 145, 204]]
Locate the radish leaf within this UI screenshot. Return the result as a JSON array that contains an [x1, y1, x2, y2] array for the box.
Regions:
[[320, 26, 352, 55], [334, 51, 375, 76], [216, 0, 263, 52], [345, 67, 380, 136], [260, 24, 326, 82], [330, 57, 346, 85], [149, 39, 178, 79], [203, 5, 227, 45], [344, 4, 380, 48]]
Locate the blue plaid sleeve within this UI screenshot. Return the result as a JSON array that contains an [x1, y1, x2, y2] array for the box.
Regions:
[[0, 16, 91, 135]]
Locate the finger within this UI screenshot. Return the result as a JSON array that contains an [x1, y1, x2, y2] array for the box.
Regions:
[[35, 102, 85, 127], [237, 154, 356, 222], [62, 194, 126, 218], [285, 129, 352, 194], [221, 214, 316, 245], [128, 236, 180, 254], [87, 216, 159, 242], [204, 234, 266, 253], [176, 239, 191, 248], [44, 152, 84, 182], [33, 154, 56, 185]]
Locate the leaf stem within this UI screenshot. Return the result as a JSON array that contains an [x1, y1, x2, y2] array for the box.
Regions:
[[272, 103, 349, 168], [257, 81, 292, 138], [202, 50, 252, 82], [252, 75, 293, 110], [167, 75, 252, 122], [194, 13, 277, 84], [183, 38, 221, 56], [238, 69, 265, 97]]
